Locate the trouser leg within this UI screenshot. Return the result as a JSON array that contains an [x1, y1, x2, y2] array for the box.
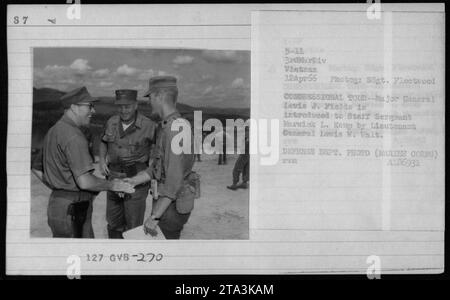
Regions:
[[106, 191, 125, 239], [157, 202, 191, 239], [232, 154, 246, 184], [242, 155, 250, 183], [81, 199, 95, 238], [123, 184, 149, 231], [47, 192, 73, 238]]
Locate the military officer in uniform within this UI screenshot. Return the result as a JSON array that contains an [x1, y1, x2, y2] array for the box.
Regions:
[[125, 76, 196, 239], [37, 86, 135, 238], [99, 89, 157, 239]]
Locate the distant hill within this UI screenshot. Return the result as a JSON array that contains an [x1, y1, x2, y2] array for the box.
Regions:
[[33, 87, 250, 119], [31, 87, 250, 162], [192, 106, 250, 119]]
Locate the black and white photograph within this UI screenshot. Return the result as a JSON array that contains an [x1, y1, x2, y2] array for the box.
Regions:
[[30, 48, 250, 240], [4, 2, 445, 279]]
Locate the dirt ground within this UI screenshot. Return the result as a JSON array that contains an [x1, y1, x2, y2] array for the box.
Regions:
[[30, 154, 249, 240]]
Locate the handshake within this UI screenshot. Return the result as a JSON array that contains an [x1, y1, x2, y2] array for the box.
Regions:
[[108, 171, 150, 197], [109, 178, 138, 194]]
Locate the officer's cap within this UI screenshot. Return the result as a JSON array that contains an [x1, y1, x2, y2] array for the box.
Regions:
[[115, 89, 138, 105], [60, 86, 97, 109], [143, 76, 177, 97]]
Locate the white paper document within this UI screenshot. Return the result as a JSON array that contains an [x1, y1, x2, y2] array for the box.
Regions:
[[123, 226, 166, 240]]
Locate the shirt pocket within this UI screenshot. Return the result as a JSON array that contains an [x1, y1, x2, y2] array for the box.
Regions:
[[130, 139, 151, 155]]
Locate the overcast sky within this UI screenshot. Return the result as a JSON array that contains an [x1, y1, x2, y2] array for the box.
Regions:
[[34, 48, 250, 108]]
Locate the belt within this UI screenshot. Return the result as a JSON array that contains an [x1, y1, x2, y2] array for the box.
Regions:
[[108, 162, 148, 178], [52, 189, 94, 202]]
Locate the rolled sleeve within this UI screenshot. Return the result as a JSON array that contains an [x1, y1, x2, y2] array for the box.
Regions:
[[65, 135, 95, 179]]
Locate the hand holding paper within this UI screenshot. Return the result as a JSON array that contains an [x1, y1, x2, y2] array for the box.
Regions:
[[143, 216, 160, 237], [123, 225, 165, 240]]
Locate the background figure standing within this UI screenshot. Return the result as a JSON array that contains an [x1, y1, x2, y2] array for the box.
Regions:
[[99, 89, 157, 239], [194, 123, 203, 162], [218, 128, 227, 165], [227, 126, 249, 190]]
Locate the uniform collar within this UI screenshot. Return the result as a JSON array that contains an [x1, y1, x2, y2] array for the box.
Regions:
[[161, 111, 181, 128], [118, 113, 142, 138], [118, 112, 144, 129]]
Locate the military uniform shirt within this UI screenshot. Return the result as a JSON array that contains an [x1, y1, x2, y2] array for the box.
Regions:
[[42, 115, 95, 191], [102, 112, 156, 165], [146, 111, 194, 200]]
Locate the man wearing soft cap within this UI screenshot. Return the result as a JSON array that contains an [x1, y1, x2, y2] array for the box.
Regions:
[[35, 86, 135, 238], [125, 76, 197, 239]]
